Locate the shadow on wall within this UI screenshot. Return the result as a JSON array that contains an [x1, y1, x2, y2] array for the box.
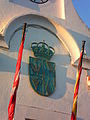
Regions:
[[9, 0, 57, 13], [0, 52, 75, 99], [0, 53, 28, 75], [9, 0, 40, 11], [50, 0, 55, 3], [67, 29, 90, 57], [49, 53, 75, 99], [0, 16, 75, 100], [77, 118, 84, 120]]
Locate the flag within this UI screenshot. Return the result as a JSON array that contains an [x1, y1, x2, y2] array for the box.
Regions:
[[71, 41, 85, 120], [8, 23, 27, 120]]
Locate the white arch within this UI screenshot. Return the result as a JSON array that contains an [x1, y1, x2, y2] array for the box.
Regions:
[[3, 14, 80, 64]]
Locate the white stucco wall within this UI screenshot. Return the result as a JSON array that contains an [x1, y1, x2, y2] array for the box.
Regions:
[[0, 0, 90, 120], [0, 17, 90, 120], [0, 0, 90, 36], [0, 20, 71, 119], [0, 0, 90, 59]]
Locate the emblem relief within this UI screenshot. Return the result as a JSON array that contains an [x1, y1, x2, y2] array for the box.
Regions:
[[29, 41, 56, 96]]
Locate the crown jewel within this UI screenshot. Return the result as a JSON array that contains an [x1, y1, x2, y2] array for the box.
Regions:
[[31, 41, 55, 60]]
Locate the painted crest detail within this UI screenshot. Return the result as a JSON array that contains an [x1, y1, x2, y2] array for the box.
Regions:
[[30, 0, 48, 4], [29, 41, 56, 96]]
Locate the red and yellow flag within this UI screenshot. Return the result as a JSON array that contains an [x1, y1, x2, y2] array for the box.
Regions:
[[71, 41, 85, 120], [8, 23, 27, 120]]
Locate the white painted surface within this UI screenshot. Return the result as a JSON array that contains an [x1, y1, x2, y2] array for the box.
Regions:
[[0, 22, 90, 120], [0, 0, 90, 120], [0, 25, 71, 119], [0, 0, 90, 36], [3, 14, 80, 63]]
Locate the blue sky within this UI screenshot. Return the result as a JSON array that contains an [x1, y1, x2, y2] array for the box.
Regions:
[[72, 0, 90, 28]]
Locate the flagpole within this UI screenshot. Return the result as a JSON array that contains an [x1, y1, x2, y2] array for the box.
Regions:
[[71, 40, 86, 120], [8, 23, 27, 120], [21, 23, 27, 42]]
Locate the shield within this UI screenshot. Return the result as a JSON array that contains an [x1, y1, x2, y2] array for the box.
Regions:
[[29, 56, 56, 96]]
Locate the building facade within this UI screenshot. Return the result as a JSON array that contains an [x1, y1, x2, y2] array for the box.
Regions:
[[0, 0, 90, 120]]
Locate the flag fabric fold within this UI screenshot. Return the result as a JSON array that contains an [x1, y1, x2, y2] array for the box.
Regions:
[[8, 23, 26, 120], [71, 41, 85, 120]]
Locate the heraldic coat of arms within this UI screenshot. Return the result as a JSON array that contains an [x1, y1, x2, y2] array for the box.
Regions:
[[29, 41, 56, 96]]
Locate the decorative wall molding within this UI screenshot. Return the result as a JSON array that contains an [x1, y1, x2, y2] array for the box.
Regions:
[[1, 14, 80, 64]]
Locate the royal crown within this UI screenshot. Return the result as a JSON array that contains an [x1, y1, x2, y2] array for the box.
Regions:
[[31, 41, 55, 60]]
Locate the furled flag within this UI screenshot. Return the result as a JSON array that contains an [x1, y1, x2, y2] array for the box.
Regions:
[[8, 23, 27, 120], [71, 41, 86, 120]]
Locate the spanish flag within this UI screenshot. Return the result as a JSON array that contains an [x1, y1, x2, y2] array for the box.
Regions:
[[8, 23, 27, 120], [71, 41, 85, 120]]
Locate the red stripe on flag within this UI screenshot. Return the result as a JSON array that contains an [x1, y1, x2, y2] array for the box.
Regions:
[[8, 34, 26, 120], [71, 40, 85, 120], [74, 66, 82, 100], [71, 112, 76, 120]]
